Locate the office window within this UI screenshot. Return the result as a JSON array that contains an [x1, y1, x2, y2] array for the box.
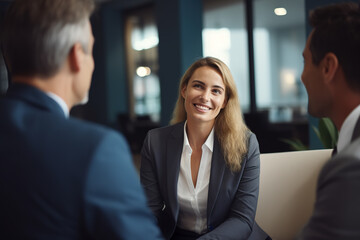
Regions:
[[253, 0, 307, 122], [125, 7, 161, 122], [202, 0, 250, 112]]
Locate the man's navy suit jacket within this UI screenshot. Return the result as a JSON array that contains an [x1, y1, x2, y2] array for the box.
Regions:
[[0, 83, 162, 239]]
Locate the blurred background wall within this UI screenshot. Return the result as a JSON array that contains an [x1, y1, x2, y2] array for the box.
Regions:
[[0, 0, 353, 154]]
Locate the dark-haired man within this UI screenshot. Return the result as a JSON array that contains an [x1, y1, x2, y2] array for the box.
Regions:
[[0, 0, 162, 239], [299, 2, 360, 239]]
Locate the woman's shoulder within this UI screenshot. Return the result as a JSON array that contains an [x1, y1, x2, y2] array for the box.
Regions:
[[246, 131, 257, 142], [246, 131, 260, 155]]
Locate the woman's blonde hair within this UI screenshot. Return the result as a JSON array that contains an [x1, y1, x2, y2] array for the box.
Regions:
[[170, 57, 249, 172]]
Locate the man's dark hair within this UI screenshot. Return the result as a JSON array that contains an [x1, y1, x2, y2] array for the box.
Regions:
[[1, 0, 95, 78], [309, 2, 360, 90]]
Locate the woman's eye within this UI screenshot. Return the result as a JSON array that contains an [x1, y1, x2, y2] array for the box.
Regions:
[[213, 89, 221, 94], [194, 84, 202, 89]]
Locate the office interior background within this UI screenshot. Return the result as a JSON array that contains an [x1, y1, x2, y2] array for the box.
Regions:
[[0, 0, 352, 154]]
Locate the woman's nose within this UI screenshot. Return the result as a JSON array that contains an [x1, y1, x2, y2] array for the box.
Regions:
[[200, 90, 210, 102]]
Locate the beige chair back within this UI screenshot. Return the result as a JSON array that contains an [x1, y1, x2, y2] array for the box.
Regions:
[[255, 149, 332, 240]]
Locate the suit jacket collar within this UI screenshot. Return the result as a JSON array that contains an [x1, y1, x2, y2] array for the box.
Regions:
[[351, 116, 360, 141], [166, 122, 184, 220], [207, 136, 226, 220], [6, 83, 66, 118], [165, 122, 226, 222]]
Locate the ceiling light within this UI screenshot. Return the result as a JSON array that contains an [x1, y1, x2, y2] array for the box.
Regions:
[[136, 66, 151, 77], [274, 8, 287, 16]]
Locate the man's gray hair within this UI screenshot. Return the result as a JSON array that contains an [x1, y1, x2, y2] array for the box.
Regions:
[[44, 20, 91, 75], [2, 0, 95, 77]]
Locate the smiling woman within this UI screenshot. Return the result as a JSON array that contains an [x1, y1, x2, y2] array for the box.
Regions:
[[171, 57, 249, 172], [140, 57, 270, 240]]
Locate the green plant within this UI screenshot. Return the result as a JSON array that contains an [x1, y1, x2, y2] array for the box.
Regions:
[[312, 117, 338, 149], [281, 138, 309, 151], [282, 118, 338, 151]]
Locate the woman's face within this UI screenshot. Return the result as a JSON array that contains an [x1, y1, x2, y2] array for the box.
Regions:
[[181, 66, 227, 125]]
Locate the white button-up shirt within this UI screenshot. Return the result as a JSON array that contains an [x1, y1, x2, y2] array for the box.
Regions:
[[176, 122, 214, 234], [337, 104, 360, 153]]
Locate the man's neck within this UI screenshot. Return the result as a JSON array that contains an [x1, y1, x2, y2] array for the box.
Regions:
[[332, 99, 360, 131], [12, 75, 73, 110]]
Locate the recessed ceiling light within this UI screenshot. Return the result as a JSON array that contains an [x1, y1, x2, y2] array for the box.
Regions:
[[136, 66, 151, 77], [274, 8, 287, 16]]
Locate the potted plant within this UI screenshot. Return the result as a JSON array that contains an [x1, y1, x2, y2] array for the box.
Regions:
[[282, 118, 338, 151]]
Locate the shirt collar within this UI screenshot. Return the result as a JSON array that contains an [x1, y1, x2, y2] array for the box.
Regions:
[[337, 104, 360, 152], [45, 92, 69, 118], [183, 121, 214, 152]]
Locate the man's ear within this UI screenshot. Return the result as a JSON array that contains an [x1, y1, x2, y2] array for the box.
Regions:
[[68, 43, 84, 73], [321, 52, 339, 83]]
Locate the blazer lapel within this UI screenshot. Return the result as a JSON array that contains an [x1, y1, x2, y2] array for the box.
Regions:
[[207, 136, 226, 220], [166, 122, 184, 220], [351, 117, 360, 142]]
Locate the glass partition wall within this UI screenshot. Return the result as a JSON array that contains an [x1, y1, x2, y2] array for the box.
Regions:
[[125, 7, 161, 123], [202, 0, 250, 112], [203, 0, 306, 119], [123, 6, 161, 153], [202, 0, 308, 152], [253, 0, 307, 123]]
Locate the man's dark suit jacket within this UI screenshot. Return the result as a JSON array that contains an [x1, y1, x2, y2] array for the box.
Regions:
[[140, 122, 269, 240], [298, 119, 360, 240], [0, 84, 162, 239]]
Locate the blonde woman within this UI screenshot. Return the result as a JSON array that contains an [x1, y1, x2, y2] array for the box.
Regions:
[[140, 57, 269, 240]]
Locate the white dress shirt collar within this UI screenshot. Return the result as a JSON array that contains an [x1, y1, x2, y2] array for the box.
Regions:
[[337, 104, 360, 152], [45, 92, 69, 118], [183, 121, 214, 152]]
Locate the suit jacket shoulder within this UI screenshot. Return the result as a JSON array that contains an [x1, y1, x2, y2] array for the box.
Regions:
[[0, 84, 163, 239], [298, 138, 360, 240]]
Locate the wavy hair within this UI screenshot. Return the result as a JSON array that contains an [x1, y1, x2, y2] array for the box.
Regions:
[[170, 57, 249, 172]]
